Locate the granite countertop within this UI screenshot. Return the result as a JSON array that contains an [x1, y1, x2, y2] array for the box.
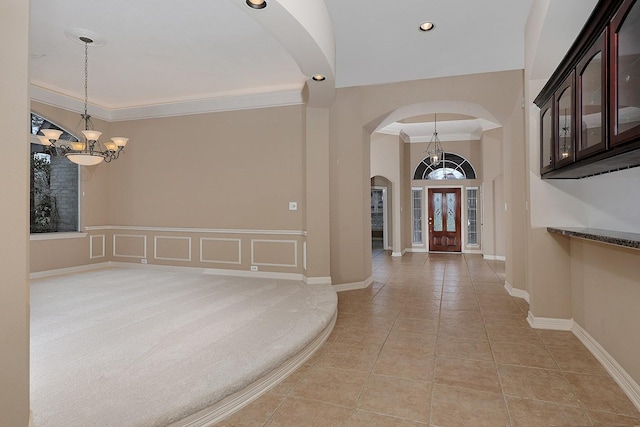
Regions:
[[547, 227, 640, 250]]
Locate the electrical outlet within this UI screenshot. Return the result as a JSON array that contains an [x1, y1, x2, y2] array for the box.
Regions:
[[250, 265, 258, 271], [141, 258, 148, 264], [289, 202, 297, 211]]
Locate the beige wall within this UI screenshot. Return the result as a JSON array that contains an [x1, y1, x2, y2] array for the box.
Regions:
[[329, 88, 372, 285], [1, 1, 30, 425], [109, 106, 305, 230], [481, 128, 504, 258], [492, 174, 505, 257], [304, 107, 332, 279], [503, 87, 527, 291], [527, 228, 572, 319], [570, 240, 640, 382]]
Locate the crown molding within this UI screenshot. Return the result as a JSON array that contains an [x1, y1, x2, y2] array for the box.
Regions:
[[30, 85, 304, 122], [31, 85, 112, 121]]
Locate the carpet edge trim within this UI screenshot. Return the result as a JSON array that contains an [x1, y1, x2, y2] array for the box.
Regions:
[[171, 309, 337, 426]]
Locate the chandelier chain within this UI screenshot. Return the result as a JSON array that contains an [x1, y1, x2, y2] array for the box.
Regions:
[[84, 41, 89, 119]]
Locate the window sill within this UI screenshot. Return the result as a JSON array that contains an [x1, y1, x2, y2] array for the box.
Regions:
[[30, 232, 88, 241]]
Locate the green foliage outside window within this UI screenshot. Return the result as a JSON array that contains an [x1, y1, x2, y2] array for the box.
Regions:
[[30, 154, 59, 233]]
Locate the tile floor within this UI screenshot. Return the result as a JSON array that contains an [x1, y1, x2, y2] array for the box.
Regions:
[[218, 251, 640, 426]]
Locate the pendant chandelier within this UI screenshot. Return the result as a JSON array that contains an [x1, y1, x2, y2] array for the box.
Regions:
[[37, 36, 128, 166], [426, 113, 444, 165]]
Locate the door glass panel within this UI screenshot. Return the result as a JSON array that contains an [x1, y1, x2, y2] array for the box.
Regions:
[[580, 52, 603, 149], [541, 107, 552, 168], [466, 188, 478, 245], [446, 192, 456, 232], [558, 87, 572, 160], [617, 0, 640, 134], [433, 193, 443, 232]]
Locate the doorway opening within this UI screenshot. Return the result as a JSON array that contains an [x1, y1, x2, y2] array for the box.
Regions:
[[371, 186, 388, 253]]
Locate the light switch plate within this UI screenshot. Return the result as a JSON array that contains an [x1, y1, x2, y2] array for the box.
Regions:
[[289, 202, 297, 211]]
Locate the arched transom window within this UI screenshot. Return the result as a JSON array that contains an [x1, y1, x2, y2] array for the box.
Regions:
[[413, 152, 477, 180]]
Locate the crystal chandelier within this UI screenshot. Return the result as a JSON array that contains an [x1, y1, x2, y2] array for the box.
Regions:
[[37, 36, 128, 166], [426, 113, 444, 165]]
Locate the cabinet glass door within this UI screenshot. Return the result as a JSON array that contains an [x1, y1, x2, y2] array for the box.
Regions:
[[611, 0, 640, 145], [578, 31, 606, 158], [555, 73, 575, 168], [540, 100, 554, 174]]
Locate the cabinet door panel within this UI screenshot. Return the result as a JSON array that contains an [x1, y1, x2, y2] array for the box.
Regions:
[[540, 99, 554, 175], [611, 0, 640, 146], [578, 30, 607, 158], [555, 73, 575, 168]]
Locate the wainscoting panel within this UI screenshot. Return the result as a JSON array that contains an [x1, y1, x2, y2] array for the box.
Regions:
[[90, 234, 105, 259], [86, 226, 305, 274], [113, 234, 147, 259], [200, 238, 242, 265], [154, 236, 192, 262], [251, 240, 297, 268]]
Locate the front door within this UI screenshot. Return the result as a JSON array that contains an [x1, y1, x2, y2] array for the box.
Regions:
[[428, 188, 462, 252]]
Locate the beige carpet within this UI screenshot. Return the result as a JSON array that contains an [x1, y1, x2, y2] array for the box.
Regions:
[[30, 267, 337, 427]]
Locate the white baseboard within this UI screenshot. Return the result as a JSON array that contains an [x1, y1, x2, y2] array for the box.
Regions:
[[173, 310, 337, 426], [391, 251, 403, 257], [526, 312, 572, 331], [333, 276, 373, 292], [30, 262, 111, 279], [504, 281, 530, 303], [304, 276, 332, 286], [572, 322, 640, 411], [406, 248, 428, 253], [483, 254, 506, 261], [464, 249, 483, 255], [32, 261, 309, 283]]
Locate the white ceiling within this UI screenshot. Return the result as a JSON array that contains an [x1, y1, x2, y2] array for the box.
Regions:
[[324, 0, 534, 88], [29, 0, 598, 134], [29, 0, 306, 110]]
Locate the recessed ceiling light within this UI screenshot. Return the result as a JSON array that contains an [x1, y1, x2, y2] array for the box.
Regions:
[[246, 0, 266, 9], [311, 74, 326, 82], [419, 22, 435, 32]]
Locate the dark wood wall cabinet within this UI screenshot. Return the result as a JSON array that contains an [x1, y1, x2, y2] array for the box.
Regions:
[[534, 0, 640, 179]]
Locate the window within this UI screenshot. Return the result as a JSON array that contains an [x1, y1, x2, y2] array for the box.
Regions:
[[30, 113, 79, 233], [466, 187, 479, 245], [412, 188, 423, 244], [413, 152, 477, 180]]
